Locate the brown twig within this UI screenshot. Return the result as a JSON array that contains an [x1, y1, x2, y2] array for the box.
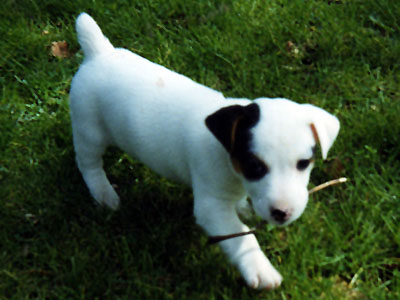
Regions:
[[207, 230, 257, 245], [207, 177, 348, 245], [308, 177, 348, 194]]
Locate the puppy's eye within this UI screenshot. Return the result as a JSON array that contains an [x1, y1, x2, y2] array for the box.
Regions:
[[243, 155, 269, 181], [297, 159, 310, 171], [251, 161, 268, 176]]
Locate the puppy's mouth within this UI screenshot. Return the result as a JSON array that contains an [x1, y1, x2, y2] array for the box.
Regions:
[[207, 200, 294, 244], [250, 198, 295, 226], [207, 220, 268, 245], [245, 196, 296, 226], [206, 216, 293, 245], [266, 217, 292, 227], [208, 177, 347, 245]]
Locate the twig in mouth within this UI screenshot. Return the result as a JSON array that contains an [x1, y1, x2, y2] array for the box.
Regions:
[[308, 177, 347, 194], [207, 177, 348, 245], [207, 230, 257, 245]]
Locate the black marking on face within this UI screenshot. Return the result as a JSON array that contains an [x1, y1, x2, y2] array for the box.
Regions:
[[234, 153, 269, 181], [205, 103, 268, 181]]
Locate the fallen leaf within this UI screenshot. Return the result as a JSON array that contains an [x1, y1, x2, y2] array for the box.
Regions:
[[331, 275, 365, 300], [286, 41, 303, 58], [318, 275, 365, 299], [51, 41, 70, 58], [326, 157, 347, 178]]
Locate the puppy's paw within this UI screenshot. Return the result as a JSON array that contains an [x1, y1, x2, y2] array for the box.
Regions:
[[93, 185, 120, 210], [237, 249, 282, 290], [103, 191, 120, 210]]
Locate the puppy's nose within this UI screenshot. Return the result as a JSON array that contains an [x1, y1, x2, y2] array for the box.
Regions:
[[270, 208, 291, 224]]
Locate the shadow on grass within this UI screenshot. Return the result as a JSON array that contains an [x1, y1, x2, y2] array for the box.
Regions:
[[20, 147, 243, 299]]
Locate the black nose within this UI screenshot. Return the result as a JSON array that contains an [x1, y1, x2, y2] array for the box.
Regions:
[[270, 208, 290, 223]]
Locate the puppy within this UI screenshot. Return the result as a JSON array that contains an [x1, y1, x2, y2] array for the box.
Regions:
[[70, 13, 340, 289]]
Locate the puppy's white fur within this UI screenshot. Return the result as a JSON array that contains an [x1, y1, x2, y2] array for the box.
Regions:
[[70, 13, 340, 289]]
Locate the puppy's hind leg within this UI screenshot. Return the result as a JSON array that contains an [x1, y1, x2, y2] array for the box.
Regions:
[[73, 128, 120, 210]]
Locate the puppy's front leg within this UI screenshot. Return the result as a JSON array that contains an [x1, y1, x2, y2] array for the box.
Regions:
[[194, 193, 282, 289]]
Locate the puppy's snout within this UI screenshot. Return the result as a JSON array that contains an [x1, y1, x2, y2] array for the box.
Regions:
[[270, 207, 292, 224]]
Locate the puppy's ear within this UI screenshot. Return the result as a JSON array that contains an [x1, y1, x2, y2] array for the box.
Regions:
[[205, 103, 259, 153], [303, 104, 340, 159]]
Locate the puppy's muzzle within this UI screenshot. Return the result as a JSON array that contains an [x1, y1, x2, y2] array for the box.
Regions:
[[270, 207, 292, 224]]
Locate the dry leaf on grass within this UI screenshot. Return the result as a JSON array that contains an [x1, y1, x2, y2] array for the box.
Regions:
[[286, 40, 303, 58], [326, 157, 347, 178], [329, 275, 366, 300], [51, 41, 70, 58]]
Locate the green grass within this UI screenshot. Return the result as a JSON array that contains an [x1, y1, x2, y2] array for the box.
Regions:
[[1, 0, 399, 299]]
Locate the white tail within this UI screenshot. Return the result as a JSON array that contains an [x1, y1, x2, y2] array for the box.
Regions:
[[75, 13, 114, 59]]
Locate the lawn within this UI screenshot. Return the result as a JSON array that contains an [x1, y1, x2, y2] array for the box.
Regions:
[[1, 0, 399, 299]]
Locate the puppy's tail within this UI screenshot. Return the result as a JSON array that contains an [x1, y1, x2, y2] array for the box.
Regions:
[[75, 13, 114, 59]]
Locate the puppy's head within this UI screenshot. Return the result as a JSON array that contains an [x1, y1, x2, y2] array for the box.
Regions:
[[205, 98, 340, 226]]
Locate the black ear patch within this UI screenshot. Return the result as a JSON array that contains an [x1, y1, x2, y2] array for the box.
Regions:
[[205, 103, 268, 181], [205, 103, 259, 153]]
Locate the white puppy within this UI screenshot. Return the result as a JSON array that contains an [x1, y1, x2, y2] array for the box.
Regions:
[[70, 13, 340, 289]]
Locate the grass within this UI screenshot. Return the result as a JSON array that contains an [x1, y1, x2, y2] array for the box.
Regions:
[[1, 0, 399, 299]]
